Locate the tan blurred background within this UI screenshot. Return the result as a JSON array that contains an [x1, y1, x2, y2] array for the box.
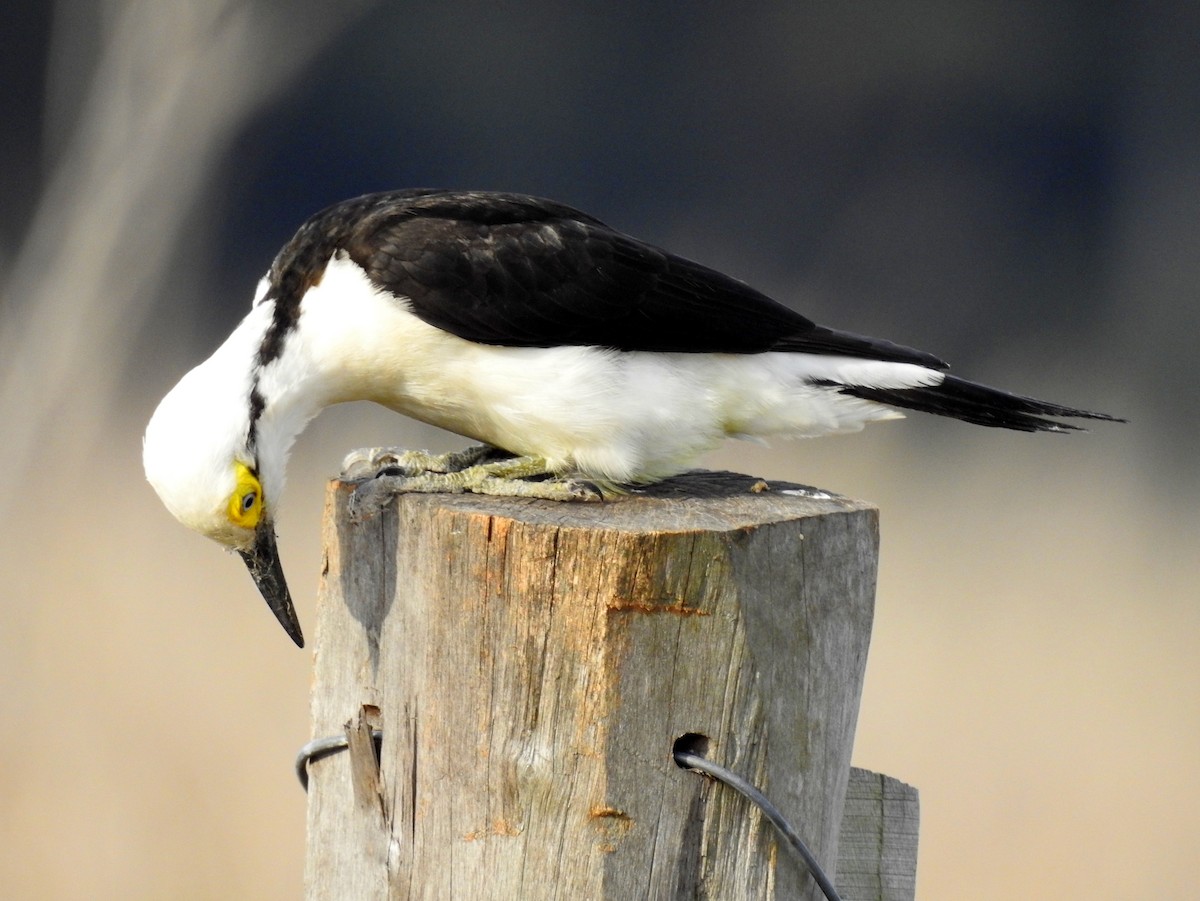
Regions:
[[2, 3, 1196, 898]]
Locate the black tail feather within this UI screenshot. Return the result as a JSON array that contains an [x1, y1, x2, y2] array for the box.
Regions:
[[839, 374, 1125, 433]]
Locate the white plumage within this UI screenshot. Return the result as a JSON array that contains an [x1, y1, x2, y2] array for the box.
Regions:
[[147, 253, 941, 510]]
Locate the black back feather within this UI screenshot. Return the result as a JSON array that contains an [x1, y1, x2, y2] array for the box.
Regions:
[[275, 189, 947, 367]]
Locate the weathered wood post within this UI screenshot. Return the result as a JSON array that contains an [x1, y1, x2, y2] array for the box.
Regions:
[[303, 470, 916, 900]]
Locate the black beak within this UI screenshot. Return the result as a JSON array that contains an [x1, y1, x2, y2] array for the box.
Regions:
[[238, 522, 305, 648]]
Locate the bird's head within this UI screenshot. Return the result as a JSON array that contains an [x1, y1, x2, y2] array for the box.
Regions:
[[143, 301, 305, 647]]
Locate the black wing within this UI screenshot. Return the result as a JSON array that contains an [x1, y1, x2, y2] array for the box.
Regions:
[[323, 190, 947, 368]]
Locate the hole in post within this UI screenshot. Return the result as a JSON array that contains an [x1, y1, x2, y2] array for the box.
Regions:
[[672, 732, 711, 768]]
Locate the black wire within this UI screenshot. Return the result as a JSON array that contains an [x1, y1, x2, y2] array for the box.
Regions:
[[674, 749, 843, 901], [296, 730, 841, 901]]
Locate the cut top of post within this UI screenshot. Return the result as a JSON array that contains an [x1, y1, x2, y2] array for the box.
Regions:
[[388, 469, 877, 532]]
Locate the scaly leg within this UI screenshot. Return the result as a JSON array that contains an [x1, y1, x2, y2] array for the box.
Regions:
[[341, 445, 605, 520], [341, 444, 504, 480]]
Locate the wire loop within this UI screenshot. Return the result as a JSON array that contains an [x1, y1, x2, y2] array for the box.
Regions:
[[295, 729, 383, 791]]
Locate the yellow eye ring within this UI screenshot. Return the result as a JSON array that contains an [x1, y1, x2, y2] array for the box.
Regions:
[[228, 462, 263, 529]]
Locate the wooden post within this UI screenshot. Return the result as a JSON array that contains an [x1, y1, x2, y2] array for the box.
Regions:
[[304, 470, 911, 900]]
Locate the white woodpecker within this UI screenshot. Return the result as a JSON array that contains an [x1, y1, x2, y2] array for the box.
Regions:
[[143, 189, 1121, 646]]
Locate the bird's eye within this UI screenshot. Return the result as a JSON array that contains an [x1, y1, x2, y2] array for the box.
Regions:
[[229, 462, 263, 529]]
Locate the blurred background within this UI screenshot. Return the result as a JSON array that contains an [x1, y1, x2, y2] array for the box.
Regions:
[[2, 2, 1196, 898]]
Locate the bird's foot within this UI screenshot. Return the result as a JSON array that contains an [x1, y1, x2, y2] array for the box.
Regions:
[[343, 447, 604, 520], [341, 444, 505, 480]]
